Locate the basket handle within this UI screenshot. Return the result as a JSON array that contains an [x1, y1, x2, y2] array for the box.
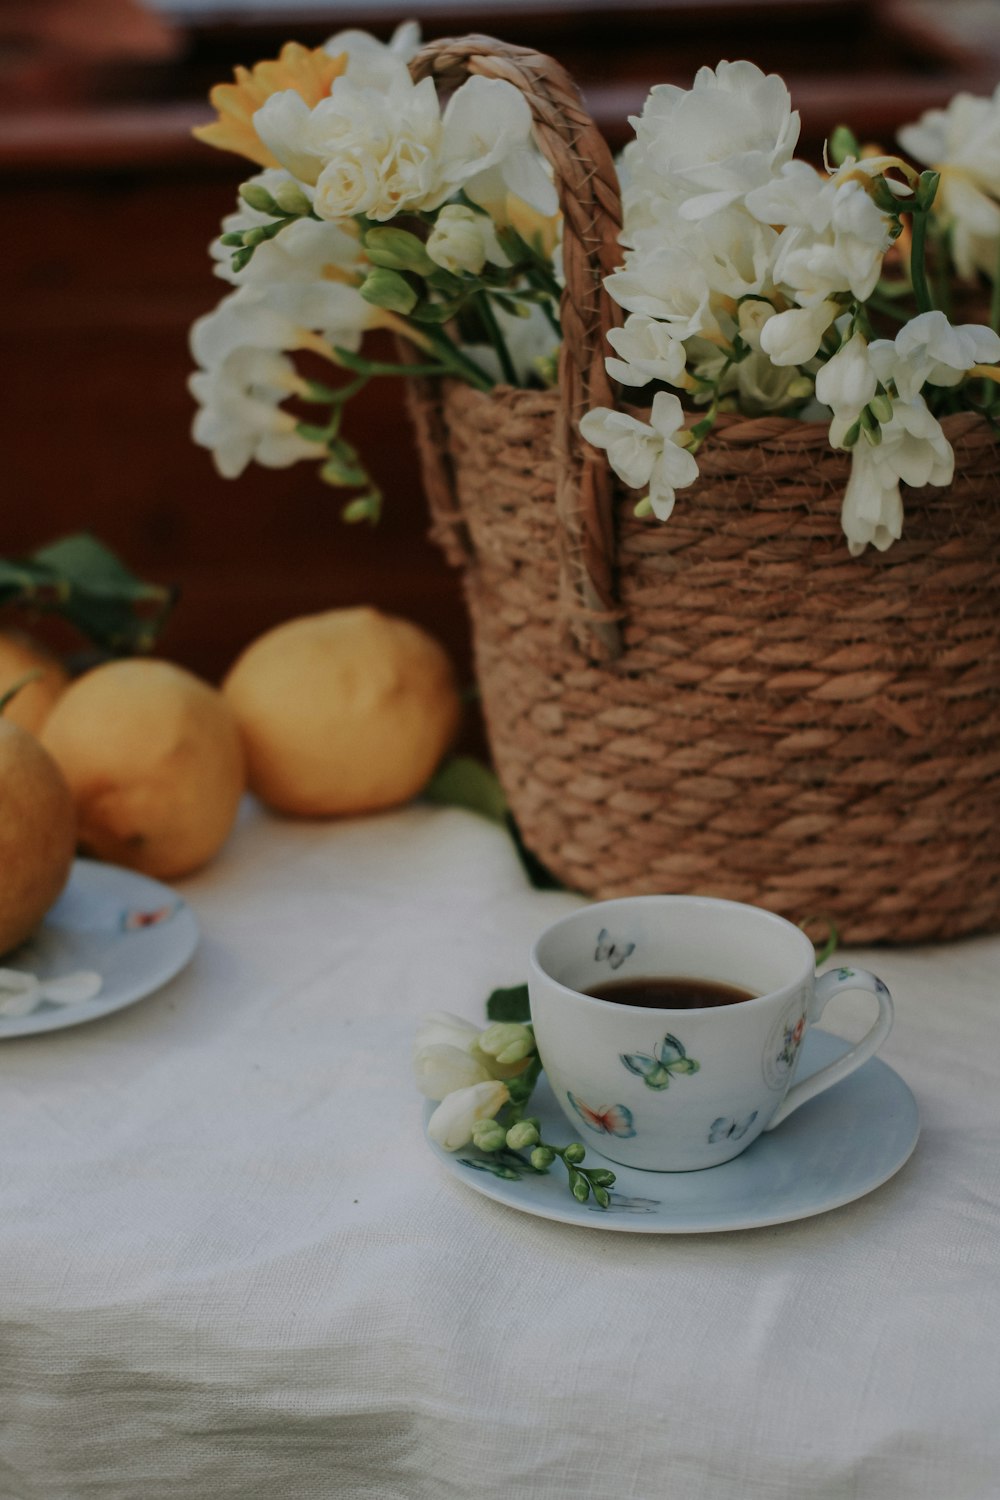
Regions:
[[409, 35, 626, 659]]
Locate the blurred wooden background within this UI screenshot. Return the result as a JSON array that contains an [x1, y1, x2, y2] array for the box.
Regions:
[[2, 0, 998, 735]]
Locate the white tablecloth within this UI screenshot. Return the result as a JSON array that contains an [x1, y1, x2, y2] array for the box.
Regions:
[[2, 800, 999, 1499]]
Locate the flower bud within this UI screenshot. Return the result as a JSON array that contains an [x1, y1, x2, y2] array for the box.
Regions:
[[563, 1142, 586, 1165], [869, 391, 894, 424], [364, 227, 435, 274], [427, 205, 491, 275], [239, 182, 280, 215], [271, 179, 313, 216], [568, 1168, 590, 1202], [479, 1022, 535, 1066], [360, 268, 417, 315], [472, 1119, 507, 1152], [530, 1146, 556, 1170], [587, 1168, 616, 1187], [506, 1120, 540, 1151]]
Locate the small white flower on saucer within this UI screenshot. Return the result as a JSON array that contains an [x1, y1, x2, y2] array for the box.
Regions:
[[0, 969, 102, 1019], [413, 1012, 493, 1099], [427, 1079, 510, 1152]]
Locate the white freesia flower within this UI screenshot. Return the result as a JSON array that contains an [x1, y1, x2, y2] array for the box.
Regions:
[[436, 77, 557, 217], [760, 300, 839, 366], [210, 174, 364, 287], [840, 444, 905, 556], [815, 330, 878, 420], [413, 1043, 492, 1100], [255, 69, 552, 224], [426, 204, 507, 274], [322, 19, 421, 88], [426, 1079, 510, 1151], [836, 395, 954, 554], [605, 313, 688, 386], [192, 281, 378, 369], [605, 245, 718, 340], [610, 207, 777, 342], [898, 85, 1000, 280], [412, 1011, 492, 1099], [747, 157, 903, 307], [189, 346, 325, 479], [868, 311, 1000, 399], [689, 334, 812, 415], [580, 390, 699, 521], [621, 59, 799, 222]]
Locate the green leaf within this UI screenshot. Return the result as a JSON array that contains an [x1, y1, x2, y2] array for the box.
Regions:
[[486, 984, 531, 1024], [0, 533, 175, 654], [424, 755, 508, 823]]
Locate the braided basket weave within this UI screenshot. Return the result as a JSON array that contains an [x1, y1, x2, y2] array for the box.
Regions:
[[406, 37, 1000, 944]]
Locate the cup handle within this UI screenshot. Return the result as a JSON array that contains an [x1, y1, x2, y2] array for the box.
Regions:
[[765, 967, 894, 1131]]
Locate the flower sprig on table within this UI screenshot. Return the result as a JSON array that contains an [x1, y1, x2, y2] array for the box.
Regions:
[[414, 993, 617, 1208], [189, 24, 1000, 553]]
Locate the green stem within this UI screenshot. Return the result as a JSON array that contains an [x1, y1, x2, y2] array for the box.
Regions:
[[865, 293, 911, 324], [909, 208, 935, 314], [475, 290, 518, 385], [990, 238, 1000, 335], [423, 326, 495, 392], [329, 348, 454, 379]]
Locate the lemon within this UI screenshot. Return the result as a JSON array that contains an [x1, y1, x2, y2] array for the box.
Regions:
[[222, 607, 461, 816], [0, 629, 69, 734], [40, 659, 246, 879], [0, 714, 76, 955]]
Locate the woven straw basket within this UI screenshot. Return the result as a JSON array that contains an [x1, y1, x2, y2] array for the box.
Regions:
[[406, 37, 1000, 944]]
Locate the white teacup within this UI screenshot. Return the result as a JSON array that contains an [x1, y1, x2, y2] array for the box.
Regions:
[[529, 896, 893, 1172]]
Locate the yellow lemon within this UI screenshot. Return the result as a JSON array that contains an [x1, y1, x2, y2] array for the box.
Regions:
[[40, 659, 246, 879], [222, 607, 461, 816], [0, 715, 76, 955], [0, 630, 69, 734]]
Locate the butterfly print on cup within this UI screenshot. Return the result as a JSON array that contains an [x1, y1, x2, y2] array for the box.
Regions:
[[594, 928, 635, 970], [567, 1092, 637, 1138], [708, 1111, 758, 1144], [620, 1033, 700, 1091]]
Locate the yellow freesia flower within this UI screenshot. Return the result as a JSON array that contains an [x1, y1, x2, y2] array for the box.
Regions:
[[193, 43, 348, 168]]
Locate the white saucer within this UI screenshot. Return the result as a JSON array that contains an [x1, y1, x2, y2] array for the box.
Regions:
[[424, 1030, 919, 1233], [0, 860, 198, 1038]]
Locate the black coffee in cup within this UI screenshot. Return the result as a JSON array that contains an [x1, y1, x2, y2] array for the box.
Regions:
[[585, 976, 756, 1009]]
